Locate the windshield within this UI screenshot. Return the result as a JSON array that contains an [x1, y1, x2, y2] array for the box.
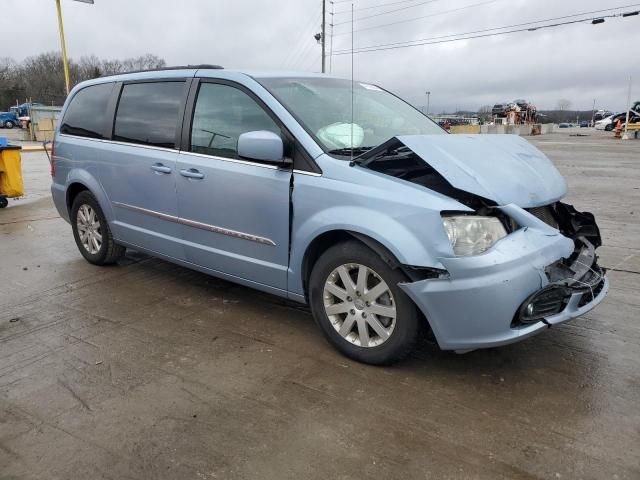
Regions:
[[258, 77, 444, 155]]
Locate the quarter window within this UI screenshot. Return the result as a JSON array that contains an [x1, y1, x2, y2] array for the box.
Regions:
[[190, 83, 280, 159], [113, 82, 184, 148], [60, 83, 114, 139]]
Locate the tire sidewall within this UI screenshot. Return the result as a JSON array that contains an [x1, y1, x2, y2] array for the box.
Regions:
[[309, 241, 420, 365], [71, 192, 111, 265]]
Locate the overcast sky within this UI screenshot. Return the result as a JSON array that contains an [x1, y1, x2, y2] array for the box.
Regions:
[[4, 0, 640, 112]]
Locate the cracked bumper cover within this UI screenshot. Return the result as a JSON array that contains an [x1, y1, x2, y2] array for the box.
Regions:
[[399, 227, 609, 351]]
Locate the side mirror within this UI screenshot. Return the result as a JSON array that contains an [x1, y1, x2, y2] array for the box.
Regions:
[[237, 130, 287, 164]]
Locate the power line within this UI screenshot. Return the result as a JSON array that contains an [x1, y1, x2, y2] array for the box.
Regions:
[[290, 38, 320, 70], [333, 4, 640, 52], [332, 0, 440, 26], [333, 0, 437, 17], [332, 0, 499, 36], [281, 8, 323, 68], [332, 7, 640, 55]]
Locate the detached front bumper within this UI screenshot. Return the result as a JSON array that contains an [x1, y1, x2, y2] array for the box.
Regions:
[[400, 226, 608, 351]]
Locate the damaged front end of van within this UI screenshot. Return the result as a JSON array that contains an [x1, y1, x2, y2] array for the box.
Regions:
[[354, 134, 608, 351]]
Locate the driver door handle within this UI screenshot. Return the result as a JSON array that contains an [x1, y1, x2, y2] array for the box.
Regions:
[[151, 163, 172, 174], [180, 168, 205, 180]]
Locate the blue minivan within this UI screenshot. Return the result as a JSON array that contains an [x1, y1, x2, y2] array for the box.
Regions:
[[51, 66, 608, 364]]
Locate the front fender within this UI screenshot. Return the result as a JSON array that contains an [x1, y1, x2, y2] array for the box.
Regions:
[[288, 206, 451, 297]]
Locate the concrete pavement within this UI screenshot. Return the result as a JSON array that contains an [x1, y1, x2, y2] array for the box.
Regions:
[[1, 130, 639, 479]]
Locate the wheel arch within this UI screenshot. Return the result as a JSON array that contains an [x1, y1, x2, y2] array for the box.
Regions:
[[63, 169, 115, 223], [66, 182, 90, 213], [298, 229, 441, 302]]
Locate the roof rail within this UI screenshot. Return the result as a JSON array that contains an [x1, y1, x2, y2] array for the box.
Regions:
[[110, 64, 224, 76]]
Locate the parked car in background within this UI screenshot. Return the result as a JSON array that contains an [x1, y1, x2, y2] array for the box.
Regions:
[[0, 111, 20, 128], [579, 121, 589, 128], [595, 115, 614, 130], [558, 123, 570, 128], [50, 67, 608, 365]]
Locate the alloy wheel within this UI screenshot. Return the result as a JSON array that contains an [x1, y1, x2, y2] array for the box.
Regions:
[[76, 204, 102, 254], [323, 263, 396, 347]]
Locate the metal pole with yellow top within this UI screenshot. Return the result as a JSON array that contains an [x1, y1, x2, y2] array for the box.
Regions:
[[55, 0, 71, 94], [54, 0, 95, 95]]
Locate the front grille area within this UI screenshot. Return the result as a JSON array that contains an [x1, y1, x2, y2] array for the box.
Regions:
[[526, 205, 559, 228], [577, 276, 606, 308]]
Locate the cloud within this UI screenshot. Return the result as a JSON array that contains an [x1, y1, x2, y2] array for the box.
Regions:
[[4, 0, 640, 111]]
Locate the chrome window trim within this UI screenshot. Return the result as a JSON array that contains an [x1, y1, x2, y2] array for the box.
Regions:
[[112, 201, 277, 246], [58, 134, 178, 153], [179, 150, 285, 171], [293, 169, 322, 177]]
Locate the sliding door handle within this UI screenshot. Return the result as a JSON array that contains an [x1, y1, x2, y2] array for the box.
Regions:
[[180, 168, 205, 180]]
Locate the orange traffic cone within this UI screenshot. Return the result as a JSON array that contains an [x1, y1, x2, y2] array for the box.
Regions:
[[614, 119, 622, 138]]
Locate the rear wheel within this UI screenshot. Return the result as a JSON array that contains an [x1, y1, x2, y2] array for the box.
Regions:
[[4, 121, 14, 129], [309, 240, 420, 365], [71, 191, 124, 265]]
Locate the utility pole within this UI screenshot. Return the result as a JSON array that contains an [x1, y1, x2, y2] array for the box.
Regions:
[[425, 91, 431, 116], [329, 1, 334, 73], [321, 0, 326, 73], [622, 76, 632, 140]]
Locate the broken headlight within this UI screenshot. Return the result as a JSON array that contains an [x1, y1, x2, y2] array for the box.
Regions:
[[442, 216, 507, 256]]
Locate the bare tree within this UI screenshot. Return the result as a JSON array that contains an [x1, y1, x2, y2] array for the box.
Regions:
[[557, 99, 572, 111], [0, 52, 168, 108], [477, 105, 492, 123], [0, 57, 25, 109]]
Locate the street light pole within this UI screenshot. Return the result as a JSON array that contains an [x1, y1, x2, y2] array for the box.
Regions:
[[425, 91, 431, 116], [55, 0, 71, 95]]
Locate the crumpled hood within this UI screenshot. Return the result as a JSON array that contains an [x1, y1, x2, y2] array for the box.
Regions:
[[395, 134, 567, 208]]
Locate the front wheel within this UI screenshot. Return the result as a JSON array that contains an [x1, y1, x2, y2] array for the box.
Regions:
[[4, 121, 14, 129], [71, 191, 125, 265], [309, 241, 420, 365]]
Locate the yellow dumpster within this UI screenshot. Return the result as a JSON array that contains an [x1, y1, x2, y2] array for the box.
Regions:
[[0, 145, 24, 208]]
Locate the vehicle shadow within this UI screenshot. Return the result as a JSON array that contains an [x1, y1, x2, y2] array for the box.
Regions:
[[120, 249, 599, 383]]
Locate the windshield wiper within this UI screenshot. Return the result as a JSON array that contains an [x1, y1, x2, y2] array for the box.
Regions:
[[327, 146, 375, 157]]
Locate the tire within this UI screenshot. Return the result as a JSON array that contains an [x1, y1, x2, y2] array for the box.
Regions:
[[71, 191, 124, 265], [309, 240, 420, 365], [4, 121, 14, 129], [0, 196, 8, 208]]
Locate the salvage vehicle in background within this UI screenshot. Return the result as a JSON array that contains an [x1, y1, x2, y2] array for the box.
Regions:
[[50, 67, 608, 365], [491, 103, 508, 116], [0, 111, 19, 129], [606, 111, 640, 130]]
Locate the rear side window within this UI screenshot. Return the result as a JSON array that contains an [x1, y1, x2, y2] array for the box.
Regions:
[[113, 82, 184, 149], [60, 83, 113, 139]]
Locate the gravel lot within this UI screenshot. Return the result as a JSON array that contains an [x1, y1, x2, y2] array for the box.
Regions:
[[1, 129, 639, 479]]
